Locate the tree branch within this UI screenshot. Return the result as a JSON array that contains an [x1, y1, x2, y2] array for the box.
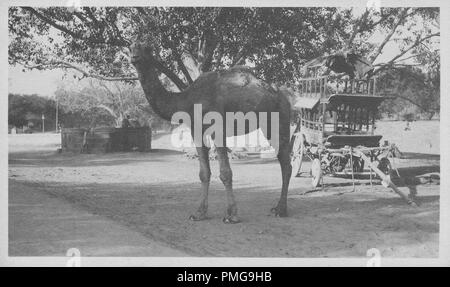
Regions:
[[176, 54, 194, 84], [97, 104, 118, 119], [169, 44, 193, 84], [22, 7, 127, 47], [232, 44, 250, 66], [346, 9, 370, 49], [85, 7, 100, 26], [396, 52, 429, 62], [22, 56, 187, 90], [391, 94, 438, 112], [198, 29, 219, 72], [364, 11, 392, 30], [373, 32, 440, 75], [104, 8, 130, 46], [198, 8, 228, 72], [152, 60, 188, 90], [369, 8, 410, 63], [73, 11, 90, 24], [135, 7, 149, 17], [21, 60, 139, 81], [23, 7, 79, 38]]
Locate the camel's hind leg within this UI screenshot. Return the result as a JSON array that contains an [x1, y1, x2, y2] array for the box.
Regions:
[[216, 146, 241, 224], [189, 146, 211, 221], [272, 136, 292, 217]]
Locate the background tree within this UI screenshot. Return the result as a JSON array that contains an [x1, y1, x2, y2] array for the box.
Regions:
[[8, 93, 56, 131], [55, 78, 166, 129], [377, 65, 440, 120]]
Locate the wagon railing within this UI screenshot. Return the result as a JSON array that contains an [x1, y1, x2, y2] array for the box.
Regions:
[[300, 118, 323, 131], [298, 76, 328, 98], [328, 76, 378, 95], [298, 75, 378, 97]]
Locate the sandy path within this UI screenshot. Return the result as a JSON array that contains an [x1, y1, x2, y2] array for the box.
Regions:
[[8, 125, 440, 257], [9, 180, 189, 257], [9, 153, 440, 257]]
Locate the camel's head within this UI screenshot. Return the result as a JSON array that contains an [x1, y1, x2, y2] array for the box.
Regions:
[[129, 41, 154, 66]]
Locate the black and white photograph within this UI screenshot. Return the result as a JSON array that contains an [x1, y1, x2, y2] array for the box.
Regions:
[[1, 0, 448, 267]]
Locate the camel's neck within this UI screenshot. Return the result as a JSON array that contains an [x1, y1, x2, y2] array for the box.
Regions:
[[134, 62, 188, 121]]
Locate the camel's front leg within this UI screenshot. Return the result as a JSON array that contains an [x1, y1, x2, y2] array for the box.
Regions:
[[216, 147, 241, 224], [189, 146, 211, 221], [272, 136, 292, 217]]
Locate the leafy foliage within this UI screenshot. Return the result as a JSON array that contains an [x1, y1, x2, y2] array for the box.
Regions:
[[378, 66, 440, 119], [8, 93, 56, 130], [8, 7, 440, 117], [55, 79, 168, 129]]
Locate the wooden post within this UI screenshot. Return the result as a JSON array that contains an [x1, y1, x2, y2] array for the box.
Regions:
[[320, 77, 323, 96], [373, 77, 377, 95], [350, 147, 355, 192], [306, 80, 309, 97], [334, 110, 338, 133], [309, 80, 312, 97], [321, 103, 326, 134], [356, 151, 417, 206], [359, 108, 363, 130], [41, 114, 45, 133], [365, 108, 370, 131], [318, 78, 321, 95], [371, 109, 375, 135], [55, 98, 58, 133]]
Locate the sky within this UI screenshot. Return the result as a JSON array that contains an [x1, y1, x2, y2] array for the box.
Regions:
[[8, 66, 63, 97]]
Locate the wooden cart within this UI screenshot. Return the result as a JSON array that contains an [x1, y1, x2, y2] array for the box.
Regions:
[[289, 70, 416, 206]]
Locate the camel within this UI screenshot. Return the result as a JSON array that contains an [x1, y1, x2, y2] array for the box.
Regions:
[[129, 41, 293, 223]]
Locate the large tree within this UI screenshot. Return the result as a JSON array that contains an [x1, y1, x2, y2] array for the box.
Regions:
[[9, 7, 439, 111]]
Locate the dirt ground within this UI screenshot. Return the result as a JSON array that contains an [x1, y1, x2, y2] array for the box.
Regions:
[[8, 121, 440, 257]]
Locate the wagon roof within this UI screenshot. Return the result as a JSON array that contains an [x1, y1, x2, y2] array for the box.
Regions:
[[326, 94, 387, 108], [293, 96, 320, 110]]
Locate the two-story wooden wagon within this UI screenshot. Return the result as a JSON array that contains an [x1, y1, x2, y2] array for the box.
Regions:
[[288, 53, 416, 205]]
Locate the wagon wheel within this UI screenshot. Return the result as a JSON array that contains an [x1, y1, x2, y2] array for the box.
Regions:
[[378, 157, 392, 175], [290, 134, 304, 178], [352, 156, 365, 173], [377, 157, 393, 187], [310, 158, 323, 188]]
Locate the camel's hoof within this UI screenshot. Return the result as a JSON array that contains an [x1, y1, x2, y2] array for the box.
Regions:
[[189, 214, 208, 221], [271, 207, 288, 217], [223, 216, 241, 224]]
